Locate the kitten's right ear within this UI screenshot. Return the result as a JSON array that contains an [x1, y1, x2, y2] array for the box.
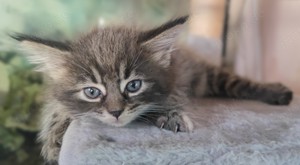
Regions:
[[11, 34, 71, 80]]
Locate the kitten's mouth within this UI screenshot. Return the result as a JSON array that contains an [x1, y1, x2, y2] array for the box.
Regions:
[[98, 112, 135, 127]]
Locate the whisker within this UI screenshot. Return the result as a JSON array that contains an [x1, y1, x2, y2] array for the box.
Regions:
[[71, 111, 99, 120], [136, 116, 154, 125]]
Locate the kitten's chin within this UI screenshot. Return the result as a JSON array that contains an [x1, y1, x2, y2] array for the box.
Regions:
[[109, 121, 130, 127], [101, 118, 133, 127]]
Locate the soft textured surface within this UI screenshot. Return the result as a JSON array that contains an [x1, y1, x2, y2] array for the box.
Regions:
[[59, 97, 300, 165]]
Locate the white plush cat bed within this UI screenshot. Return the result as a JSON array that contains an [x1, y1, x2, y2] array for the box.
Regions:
[[59, 97, 300, 165]]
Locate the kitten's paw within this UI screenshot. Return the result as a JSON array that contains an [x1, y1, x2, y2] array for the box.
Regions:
[[265, 83, 293, 105], [156, 110, 193, 133]]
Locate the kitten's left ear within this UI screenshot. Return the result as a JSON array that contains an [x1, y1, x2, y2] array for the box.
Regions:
[[11, 34, 71, 80], [138, 16, 188, 68]]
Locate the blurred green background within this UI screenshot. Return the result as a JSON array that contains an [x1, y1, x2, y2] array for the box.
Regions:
[[0, 0, 187, 164]]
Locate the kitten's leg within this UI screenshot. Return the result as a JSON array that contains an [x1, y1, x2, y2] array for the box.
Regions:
[[199, 67, 293, 105], [38, 109, 71, 163], [40, 117, 71, 163]]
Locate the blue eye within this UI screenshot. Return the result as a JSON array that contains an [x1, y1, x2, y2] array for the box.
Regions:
[[126, 80, 142, 93], [84, 87, 101, 99]]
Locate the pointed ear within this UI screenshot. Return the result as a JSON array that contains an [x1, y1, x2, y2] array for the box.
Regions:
[[11, 34, 71, 80], [138, 16, 188, 68]]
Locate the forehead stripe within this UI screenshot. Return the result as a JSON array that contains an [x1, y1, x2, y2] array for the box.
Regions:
[[124, 67, 131, 79], [119, 63, 126, 79], [91, 66, 102, 83]]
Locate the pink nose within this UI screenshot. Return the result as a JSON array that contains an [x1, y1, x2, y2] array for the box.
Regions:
[[109, 110, 124, 118]]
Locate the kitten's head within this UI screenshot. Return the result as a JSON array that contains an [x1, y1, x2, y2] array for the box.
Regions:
[[13, 16, 187, 127]]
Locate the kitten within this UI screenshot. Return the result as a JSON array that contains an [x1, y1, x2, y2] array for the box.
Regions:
[[13, 16, 292, 163]]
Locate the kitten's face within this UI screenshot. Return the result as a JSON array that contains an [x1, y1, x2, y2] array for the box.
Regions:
[[15, 17, 186, 126], [55, 28, 172, 126]]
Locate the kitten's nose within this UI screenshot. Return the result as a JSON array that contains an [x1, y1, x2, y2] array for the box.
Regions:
[[109, 110, 124, 119]]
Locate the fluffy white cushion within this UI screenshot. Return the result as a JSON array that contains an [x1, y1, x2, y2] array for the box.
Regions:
[[59, 97, 300, 165]]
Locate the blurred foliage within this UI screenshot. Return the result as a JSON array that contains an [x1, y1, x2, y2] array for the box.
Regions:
[[0, 0, 188, 164], [0, 51, 43, 164], [0, 0, 187, 51]]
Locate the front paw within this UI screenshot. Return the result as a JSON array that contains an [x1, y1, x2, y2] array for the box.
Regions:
[[156, 110, 194, 133]]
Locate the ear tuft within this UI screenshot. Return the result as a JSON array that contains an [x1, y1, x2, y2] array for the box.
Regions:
[[138, 16, 188, 43], [11, 33, 71, 51], [11, 33, 71, 80]]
